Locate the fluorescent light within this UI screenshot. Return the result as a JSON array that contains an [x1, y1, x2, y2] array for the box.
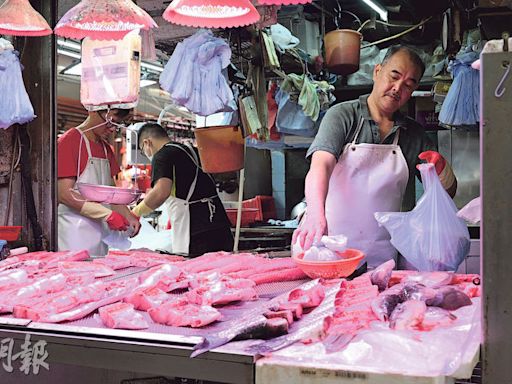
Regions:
[[140, 79, 157, 87], [56, 39, 81, 51], [360, 0, 388, 22], [62, 62, 82, 76], [57, 48, 81, 60], [141, 62, 164, 73]]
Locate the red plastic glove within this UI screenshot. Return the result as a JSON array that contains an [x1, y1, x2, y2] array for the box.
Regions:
[[105, 212, 130, 231], [418, 151, 446, 175], [418, 151, 455, 190]]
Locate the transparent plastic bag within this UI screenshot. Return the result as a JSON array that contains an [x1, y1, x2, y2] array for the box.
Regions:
[[0, 50, 35, 129], [375, 163, 470, 271]]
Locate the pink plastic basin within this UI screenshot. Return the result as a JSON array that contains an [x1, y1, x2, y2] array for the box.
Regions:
[[77, 183, 141, 205]]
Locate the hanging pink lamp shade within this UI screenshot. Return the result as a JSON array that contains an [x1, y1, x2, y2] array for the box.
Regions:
[[55, 0, 157, 41], [257, 0, 311, 4], [0, 0, 52, 37], [163, 0, 260, 29]]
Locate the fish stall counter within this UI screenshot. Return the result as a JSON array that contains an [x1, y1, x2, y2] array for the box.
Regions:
[[0, 251, 482, 383], [0, 250, 317, 383]]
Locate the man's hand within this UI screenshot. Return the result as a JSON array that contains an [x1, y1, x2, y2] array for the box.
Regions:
[[126, 212, 141, 237], [105, 212, 130, 231], [292, 211, 327, 252]]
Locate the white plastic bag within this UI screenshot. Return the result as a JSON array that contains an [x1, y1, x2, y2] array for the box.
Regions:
[[457, 196, 481, 224], [375, 163, 470, 272]]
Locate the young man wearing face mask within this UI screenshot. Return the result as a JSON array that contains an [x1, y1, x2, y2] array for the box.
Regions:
[[293, 45, 458, 269], [57, 108, 141, 256], [132, 123, 233, 256]]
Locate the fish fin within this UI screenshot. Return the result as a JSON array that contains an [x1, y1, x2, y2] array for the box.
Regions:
[[190, 336, 231, 358], [322, 333, 355, 353]]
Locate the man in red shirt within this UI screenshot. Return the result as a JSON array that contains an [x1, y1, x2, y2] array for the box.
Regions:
[[58, 108, 141, 256]]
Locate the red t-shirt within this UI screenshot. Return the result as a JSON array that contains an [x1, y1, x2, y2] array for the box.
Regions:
[[58, 128, 120, 179]]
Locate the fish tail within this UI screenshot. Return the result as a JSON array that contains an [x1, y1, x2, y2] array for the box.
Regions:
[[190, 336, 230, 358], [322, 333, 355, 353]]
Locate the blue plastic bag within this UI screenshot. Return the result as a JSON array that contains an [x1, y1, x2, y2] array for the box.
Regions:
[[374, 163, 470, 271]]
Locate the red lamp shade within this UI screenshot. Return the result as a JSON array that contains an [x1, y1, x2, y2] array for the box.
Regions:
[[0, 0, 52, 37], [257, 0, 311, 4], [163, 0, 260, 29], [55, 0, 157, 41]]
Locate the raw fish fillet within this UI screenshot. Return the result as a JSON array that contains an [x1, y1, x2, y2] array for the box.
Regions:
[[404, 271, 454, 288], [186, 281, 258, 306], [14, 277, 139, 323], [0, 269, 28, 291], [420, 307, 456, 331], [250, 268, 307, 285], [93, 255, 133, 270], [264, 309, 294, 325], [98, 302, 148, 330], [389, 300, 427, 330], [370, 259, 395, 291], [57, 261, 115, 278], [148, 298, 221, 328], [0, 273, 68, 313], [288, 283, 325, 309], [138, 263, 188, 292], [124, 286, 170, 311]]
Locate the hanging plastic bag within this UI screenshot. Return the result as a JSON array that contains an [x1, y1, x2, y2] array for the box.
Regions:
[[375, 163, 470, 272], [103, 230, 132, 251], [0, 50, 35, 129], [80, 32, 142, 111]]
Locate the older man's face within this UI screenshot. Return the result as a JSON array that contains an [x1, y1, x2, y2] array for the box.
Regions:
[[372, 51, 422, 115]]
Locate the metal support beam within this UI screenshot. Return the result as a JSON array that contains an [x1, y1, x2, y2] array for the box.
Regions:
[[481, 51, 512, 383]]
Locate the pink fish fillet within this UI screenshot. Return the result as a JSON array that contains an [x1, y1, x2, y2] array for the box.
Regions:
[[228, 257, 297, 279], [0, 269, 28, 291], [250, 268, 307, 285], [125, 286, 171, 311], [288, 283, 326, 309], [148, 298, 221, 328], [24, 277, 140, 323], [138, 264, 188, 292], [419, 307, 457, 331], [93, 255, 134, 270], [186, 281, 258, 306], [389, 300, 427, 330], [57, 261, 115, 278], [98, 302, 148, 330]]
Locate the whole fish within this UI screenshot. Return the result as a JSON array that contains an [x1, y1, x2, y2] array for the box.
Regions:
[[192, 279, 323, 357], [370, 259, 395, 291], [246, 282, 338, 356], [389, 300, 427, 330]]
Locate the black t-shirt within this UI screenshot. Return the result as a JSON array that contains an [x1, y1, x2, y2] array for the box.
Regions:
[[151, 143, 231, 236]]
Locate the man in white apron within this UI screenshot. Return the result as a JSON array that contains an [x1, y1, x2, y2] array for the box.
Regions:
[[57, 109, 141, 256], [293, 46, 457, 268], [132, 123, 233, 256]]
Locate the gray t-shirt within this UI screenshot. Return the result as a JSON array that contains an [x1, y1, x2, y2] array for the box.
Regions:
[[307, 94, 436, 211]]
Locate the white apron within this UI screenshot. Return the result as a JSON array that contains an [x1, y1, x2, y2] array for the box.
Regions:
[[164, 143, 218, 255], [325, 117, 409, 268], [58, 129, 112, 256]]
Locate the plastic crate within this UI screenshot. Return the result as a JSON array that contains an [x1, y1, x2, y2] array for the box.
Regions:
[[242, 195, 276, 221], [0, 226, 22, 241], [225, 208, 259, 227]]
